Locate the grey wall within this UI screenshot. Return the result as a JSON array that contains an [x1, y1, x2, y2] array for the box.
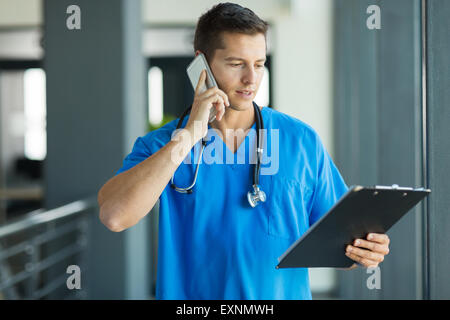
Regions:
[[426, 0, 450, 300], [333, 0, 424, 299], [44, 0, 149, 299]]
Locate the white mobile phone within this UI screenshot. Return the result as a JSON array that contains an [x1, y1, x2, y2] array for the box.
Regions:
[[186, 53, 219, 123]]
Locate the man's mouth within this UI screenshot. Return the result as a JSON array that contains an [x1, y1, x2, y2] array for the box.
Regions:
[[236, 90, 253, 96]]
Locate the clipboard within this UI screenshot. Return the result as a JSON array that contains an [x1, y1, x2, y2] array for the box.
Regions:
[[276, 185, 431, 269]]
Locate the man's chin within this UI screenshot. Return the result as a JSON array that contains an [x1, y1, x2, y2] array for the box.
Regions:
[[228, 101, 254, 111]]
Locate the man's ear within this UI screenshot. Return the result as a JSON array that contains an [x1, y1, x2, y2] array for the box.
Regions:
[[194, 50, 202, 57]]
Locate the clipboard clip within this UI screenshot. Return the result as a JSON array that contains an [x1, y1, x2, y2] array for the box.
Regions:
[[374, 184, 413, 191], [373, 185, 431, 193]]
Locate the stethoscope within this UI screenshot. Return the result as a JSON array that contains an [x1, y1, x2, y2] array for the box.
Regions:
[[170, 101, 266, 208]]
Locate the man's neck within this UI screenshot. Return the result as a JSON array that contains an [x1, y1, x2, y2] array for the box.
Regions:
[[209, 104, 259, 153], [210, 104, 256, 134]]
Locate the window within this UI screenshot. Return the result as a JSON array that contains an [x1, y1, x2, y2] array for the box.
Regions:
[[254, 66, 270, 107], [23, 68, 46, 160], [148, 66, 163, 126]]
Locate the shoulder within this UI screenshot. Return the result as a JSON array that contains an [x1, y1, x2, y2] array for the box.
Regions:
[[265, 107, 322, 147], [138, 119, 179, 153]]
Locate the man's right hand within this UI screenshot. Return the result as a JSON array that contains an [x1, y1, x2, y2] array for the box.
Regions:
[[185, 69, 230, 143]]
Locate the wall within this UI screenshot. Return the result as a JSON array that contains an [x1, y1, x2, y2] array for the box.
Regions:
[[333, 0, 424, 299], [427, 0, 450, 299], [0, 0, 42, 27], [273, 0, 334, 154]]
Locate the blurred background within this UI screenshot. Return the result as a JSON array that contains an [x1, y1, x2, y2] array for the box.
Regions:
[[0, 0, 449, 299]]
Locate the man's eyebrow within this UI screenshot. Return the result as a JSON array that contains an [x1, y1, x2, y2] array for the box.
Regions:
[[224, 57, 266, 62]]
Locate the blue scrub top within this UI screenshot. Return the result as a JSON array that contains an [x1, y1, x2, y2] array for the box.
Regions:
[[116, 106, 348, 300]]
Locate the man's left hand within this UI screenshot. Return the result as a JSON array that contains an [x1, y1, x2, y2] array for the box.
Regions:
[[345, 233, 390, 268]]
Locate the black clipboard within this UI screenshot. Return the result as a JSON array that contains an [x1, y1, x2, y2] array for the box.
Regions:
[[276, 185, 431, 269]]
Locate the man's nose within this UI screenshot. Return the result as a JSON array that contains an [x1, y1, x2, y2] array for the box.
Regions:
[[242, 66, 257, 84]]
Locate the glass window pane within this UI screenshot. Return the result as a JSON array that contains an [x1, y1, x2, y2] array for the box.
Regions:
[[148, 66, 163, 126], [254, 66, 269, 107], [23, 68, 46, 160]]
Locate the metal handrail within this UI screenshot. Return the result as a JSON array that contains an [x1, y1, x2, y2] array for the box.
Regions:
[[0, 221, 81, 261], [0, 197, 97, 299], [0, 197, 96, 239], [0, 243, 84, 291]]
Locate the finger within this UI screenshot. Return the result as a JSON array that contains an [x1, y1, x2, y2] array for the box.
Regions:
[[219, 90, 230, 107], [215, 98, 227, 121], [345, 252, 379, 268], [202, 87, 230, 107], [195, 69, 207, 95], [346, 245, 385, 263], [214, 102, 226, 121], [206, 94, 226, 115], [367, 233, 390, 245], [217, 89, 230, 107], [200, 85, 215, 96], [353, 239, 390, 255]]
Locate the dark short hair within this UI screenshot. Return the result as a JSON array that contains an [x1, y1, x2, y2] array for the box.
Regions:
[[194, 2, 269, 62]]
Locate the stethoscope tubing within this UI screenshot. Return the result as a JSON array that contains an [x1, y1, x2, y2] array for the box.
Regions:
[[170, 102, 263, 195]]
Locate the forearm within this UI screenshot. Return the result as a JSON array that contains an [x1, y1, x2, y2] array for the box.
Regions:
[[98, 129, 195, 232]]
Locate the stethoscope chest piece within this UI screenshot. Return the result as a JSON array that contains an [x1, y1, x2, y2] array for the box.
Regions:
[[247, 184, 266, 208]]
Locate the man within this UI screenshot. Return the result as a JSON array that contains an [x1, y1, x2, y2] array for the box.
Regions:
[[97, 2, 390, 299]]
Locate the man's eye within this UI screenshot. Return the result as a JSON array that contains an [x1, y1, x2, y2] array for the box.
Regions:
[[231, 64, 242, 67]]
